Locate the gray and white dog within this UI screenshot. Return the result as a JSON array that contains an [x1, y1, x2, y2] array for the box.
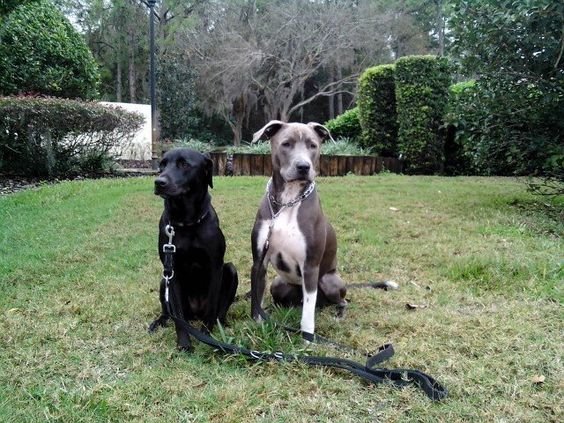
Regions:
[[250, 120, 347, 338]]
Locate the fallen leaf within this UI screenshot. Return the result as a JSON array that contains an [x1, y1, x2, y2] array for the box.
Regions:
[[406, 303, 428, 310], [531, 375, 545, 384]]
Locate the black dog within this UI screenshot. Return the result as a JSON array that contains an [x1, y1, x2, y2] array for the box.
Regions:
[[148, 148, 238, 350]]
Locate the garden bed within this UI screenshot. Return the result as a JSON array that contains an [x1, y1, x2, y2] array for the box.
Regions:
[[210, 153, 402, 176]]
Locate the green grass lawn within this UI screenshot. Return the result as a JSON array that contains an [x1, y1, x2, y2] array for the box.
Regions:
[[0, 175, 562, 422]]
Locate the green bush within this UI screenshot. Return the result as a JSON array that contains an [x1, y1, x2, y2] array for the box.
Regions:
[[357, 64, 398, 156], [321, 139, 372, 156], [173, 137, 371, 157], [445, 77, 563, 180], [0, 0, 38, 17], [0, 96, 143, 177], [451, 77, 562, 178], [324, 107, 361, 143], [444, 80, 475, 175], [395, 55, 450, 174], [449, 0, 563, 189], [0, 0, 100, 99], [173, 138, 219, 154]]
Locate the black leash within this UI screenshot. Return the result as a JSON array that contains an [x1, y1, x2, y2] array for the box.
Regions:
[[159, 224, 448, 401], [169, 314, 447, 400]]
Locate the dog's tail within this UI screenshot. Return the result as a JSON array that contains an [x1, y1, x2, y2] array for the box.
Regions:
[[347, 280, 399, 291], [235, 280, 398, 302]]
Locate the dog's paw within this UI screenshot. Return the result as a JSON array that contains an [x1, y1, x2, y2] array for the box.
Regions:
[[253, 314, 265, 324], [335, 302, 347, 319], [177, 342, 194, 353], [148, 316, 169, 333]]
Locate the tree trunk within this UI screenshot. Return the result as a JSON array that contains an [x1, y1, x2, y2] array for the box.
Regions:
[[437, 0, 445, 56], [233, 123, 242, 147], [336, 66, 344, 115], [328, 66, 335, 119], [128, 33, 136, 102], [299, 90, 304, 122], [227, 117, 243, 147], [116, 59, 122, 102]]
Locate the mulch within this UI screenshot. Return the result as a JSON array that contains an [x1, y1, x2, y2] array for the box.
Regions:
[[0, 176, 50, 195], [0, 160, 153, 196]]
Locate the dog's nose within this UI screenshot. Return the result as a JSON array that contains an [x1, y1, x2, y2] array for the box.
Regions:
[[296, 162, 311, 175], [154, 177, 168, 189]]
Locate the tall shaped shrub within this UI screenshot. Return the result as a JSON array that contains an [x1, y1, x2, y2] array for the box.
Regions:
[[0, 0, 99, 99], [395, 56, 450, 174], [444, 80, 476, 175], [357, 64, 397, 156]]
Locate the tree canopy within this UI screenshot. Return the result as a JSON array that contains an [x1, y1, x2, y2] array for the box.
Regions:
[[48, 0, 444, 144]]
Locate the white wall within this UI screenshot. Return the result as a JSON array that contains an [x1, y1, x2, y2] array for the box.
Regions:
[[100, 102, 152, 161]]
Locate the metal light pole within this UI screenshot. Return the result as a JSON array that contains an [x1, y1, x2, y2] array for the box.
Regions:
[[147, 0, 159, 169]]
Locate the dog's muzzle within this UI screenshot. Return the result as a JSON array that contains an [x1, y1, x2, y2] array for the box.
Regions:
[[154, 175, 190, 198], [296, 162, 311, 178], [154, 176, 169, 196], [285, 160, 313, 182]]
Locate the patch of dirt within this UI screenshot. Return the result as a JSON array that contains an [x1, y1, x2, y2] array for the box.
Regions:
[[1, 161, 153, 196], [0, 176, 48, 195], [116, 159, 152, 169]]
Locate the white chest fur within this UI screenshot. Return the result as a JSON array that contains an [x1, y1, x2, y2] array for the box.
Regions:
[[257, 185, 308, 284]]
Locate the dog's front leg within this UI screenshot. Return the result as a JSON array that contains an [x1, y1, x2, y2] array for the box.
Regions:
[[148, 277, 169, 332], [251, 260, 267, 321], [203, 262, 224, 332], [251, 219, 269, 321], [301, 265, 319, 336], [169, 282, 193, 351]]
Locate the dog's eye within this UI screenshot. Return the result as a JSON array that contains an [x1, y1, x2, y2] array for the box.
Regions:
[[177, 159, 190, 169], [308, 143, 318, 150], [281, 141, 291, 148]]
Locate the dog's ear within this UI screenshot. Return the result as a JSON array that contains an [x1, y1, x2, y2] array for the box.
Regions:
[[307, 122, 334, 143], [252, 120, 285, 143], [203, 153, 214, 189]]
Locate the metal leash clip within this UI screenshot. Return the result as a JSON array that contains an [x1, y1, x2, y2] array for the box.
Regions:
[[163, 224, 176, 253]]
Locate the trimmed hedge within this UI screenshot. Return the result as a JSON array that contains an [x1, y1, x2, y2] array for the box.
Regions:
[[0, 96, 144, 177], [444, 80, 476, 175], [324, 107, 361, 142], [357, 64, 397, 156], [0, 0, 100, 99], [395, 56, 450, 174]]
